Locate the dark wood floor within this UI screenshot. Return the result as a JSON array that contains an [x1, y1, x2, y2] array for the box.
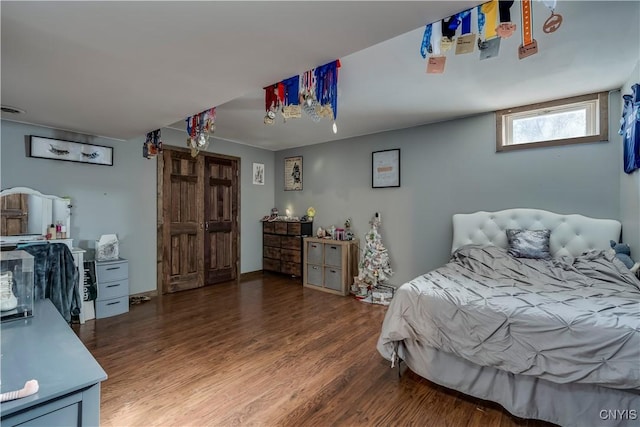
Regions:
[[74, 274, 555, 427]]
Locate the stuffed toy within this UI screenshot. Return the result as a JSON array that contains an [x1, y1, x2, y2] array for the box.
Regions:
[[610, 240, 640, 274]]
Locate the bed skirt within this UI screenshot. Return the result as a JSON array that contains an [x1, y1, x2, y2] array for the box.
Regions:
[[399, 341, 640, 427]]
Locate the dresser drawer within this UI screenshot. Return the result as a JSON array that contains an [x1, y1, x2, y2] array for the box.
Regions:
[[263, 222, 275, 233], [263, 234, 281, 248], [275, 222, 288, 235], [324, 244, 342, 267], [263, 246, 280, 259], [263, 258, 281, 272], [95, 295, 129, 319], [306, 241, 322, 265], [97, 279, 129, 301], [280, 248, 301, 263], [324, 267, 343, 292], [96, 261, 128, 282], [281, 236, 300, 250], [287, 222, 301, 235], [281, 261, 301, 276], [306, 264, 322, 286]]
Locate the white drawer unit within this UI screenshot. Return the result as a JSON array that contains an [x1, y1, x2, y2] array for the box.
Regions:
[[95, 258, 129, 319], [303, 238, 359, 296]]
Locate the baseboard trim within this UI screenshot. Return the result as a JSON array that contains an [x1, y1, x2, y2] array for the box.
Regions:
[[240, 270, 264, 282]]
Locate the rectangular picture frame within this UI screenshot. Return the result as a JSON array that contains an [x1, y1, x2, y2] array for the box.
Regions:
[[253, 162, 265, 185], [28, 135, 113, 166], [284, 156, 303, 191], [372, 149, 400, 188]]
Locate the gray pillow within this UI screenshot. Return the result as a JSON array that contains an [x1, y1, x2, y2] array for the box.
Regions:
[[506, 229, 551, 259]]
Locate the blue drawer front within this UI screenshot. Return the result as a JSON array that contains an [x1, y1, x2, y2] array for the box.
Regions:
[[95, 296, 129, 319]]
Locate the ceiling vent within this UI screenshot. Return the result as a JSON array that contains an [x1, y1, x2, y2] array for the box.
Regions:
[[1, 105, 26, 115]]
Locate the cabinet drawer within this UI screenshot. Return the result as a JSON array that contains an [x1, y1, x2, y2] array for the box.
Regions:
[[275, 222, 288, 235], [281, 236, 300, 250], [280, 249, 301, 263], [306, 241, 322, 265], [263, 234, 281, 248], [97, 279, 129, 301], [263, 246, 280, 259], [324, 267, 343, 292], [281, 262, 301, 276], [287, 222, 301, 235], [263, 258, 281, 272], [95, 295, 129, 319], [96, 261, 128, 282], [324, 244, 342, 267], [263, 222, 275, 233], [306, 264, 322, 286]]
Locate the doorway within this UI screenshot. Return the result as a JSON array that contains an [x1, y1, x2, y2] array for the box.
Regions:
[[157, 147, 240, 294]]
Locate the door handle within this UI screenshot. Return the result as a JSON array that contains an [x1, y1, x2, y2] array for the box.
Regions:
[[205, 222, 209, 231]]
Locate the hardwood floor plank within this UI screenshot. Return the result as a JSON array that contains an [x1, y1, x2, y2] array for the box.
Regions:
[[73, 274, 556, 427]]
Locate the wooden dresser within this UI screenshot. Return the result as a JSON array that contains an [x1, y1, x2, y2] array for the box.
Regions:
[[263, 220, 313, 277]]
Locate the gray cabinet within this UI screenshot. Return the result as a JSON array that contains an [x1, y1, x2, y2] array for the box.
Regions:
[[303, 238, 359, 296], [1, 299, 107, 427], [95, 258, 129, 319]]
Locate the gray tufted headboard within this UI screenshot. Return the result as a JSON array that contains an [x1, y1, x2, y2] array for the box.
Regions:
[[451, 208, 622, 258]]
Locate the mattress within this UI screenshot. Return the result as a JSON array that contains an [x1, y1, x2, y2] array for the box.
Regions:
[[377, 245, 640, 390]]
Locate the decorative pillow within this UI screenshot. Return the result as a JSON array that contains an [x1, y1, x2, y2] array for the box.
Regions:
[[506, 229, 551, 259]]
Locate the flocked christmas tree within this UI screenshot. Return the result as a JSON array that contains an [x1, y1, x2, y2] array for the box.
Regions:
[[356, 212, 393, 295]]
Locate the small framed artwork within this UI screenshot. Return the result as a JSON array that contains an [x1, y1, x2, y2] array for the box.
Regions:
[[253, 162, 265, 185], [284, 156, 303, 191], [372, 149, 400, 188], [28, 135, 113, 166]]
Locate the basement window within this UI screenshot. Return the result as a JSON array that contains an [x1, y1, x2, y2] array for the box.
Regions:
[[496, 92, 608, 152]]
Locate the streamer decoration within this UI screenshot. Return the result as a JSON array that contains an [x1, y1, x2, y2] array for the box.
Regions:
[[518, 0, 539, 59]]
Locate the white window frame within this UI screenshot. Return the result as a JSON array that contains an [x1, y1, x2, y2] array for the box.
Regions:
[[496, 92, 608, 152]]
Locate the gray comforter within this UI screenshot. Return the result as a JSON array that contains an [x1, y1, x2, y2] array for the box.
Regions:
[[377, 246, 640, 390]]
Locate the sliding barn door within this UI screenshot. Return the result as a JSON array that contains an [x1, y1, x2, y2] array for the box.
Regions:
[[161, 149, 204, 293], [159, 147, 240, 294], [204, 156, 238, 284]]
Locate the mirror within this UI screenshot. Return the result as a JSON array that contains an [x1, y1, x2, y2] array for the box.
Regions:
[[0, 187, 71, 244]]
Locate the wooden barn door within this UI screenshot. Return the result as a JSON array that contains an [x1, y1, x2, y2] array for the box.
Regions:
[[158, 147, 239, 294]]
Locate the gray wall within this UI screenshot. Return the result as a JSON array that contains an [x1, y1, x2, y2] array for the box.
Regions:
[[1, 121, 275, 294], [619, 61, 640, 253], [275, 97, 621, 286], [1, 120, 157, 295]]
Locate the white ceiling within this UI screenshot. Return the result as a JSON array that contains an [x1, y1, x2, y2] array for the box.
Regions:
[[2, 1, 639, 151]]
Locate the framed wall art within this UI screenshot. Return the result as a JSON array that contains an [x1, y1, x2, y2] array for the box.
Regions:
[[284, 156, 303, 191], [28, 135, 113, 166], [253, 162, 265, 185], [372, 149, 400, 188]]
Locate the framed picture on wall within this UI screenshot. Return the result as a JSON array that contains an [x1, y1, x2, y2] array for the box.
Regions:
[[284, 156, 303, 191], [253, 163, 265, 185], [372, 149, 400, 188], [28, 135, 114, 166]]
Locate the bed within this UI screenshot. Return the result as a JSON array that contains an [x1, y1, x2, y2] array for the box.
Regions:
[[377, 209, 640, 427]]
